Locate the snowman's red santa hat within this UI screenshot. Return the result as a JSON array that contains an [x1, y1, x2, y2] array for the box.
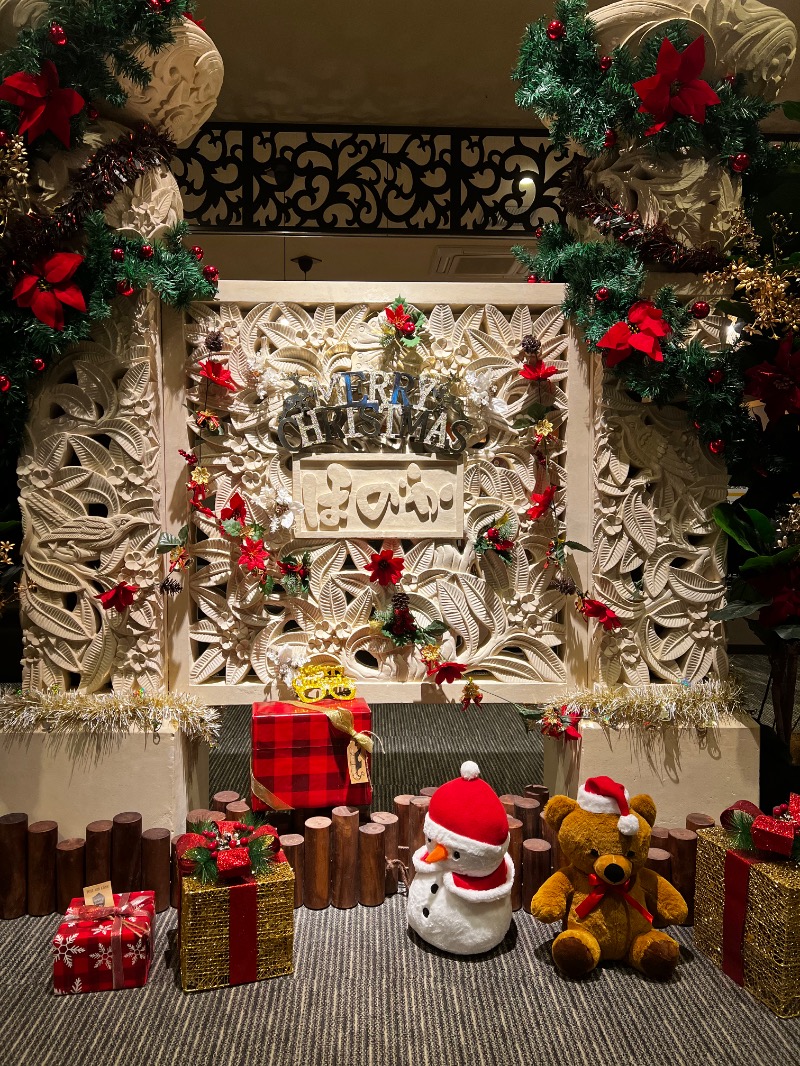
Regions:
[[423, 761, 509, 862], [577, 775, 640, 836]]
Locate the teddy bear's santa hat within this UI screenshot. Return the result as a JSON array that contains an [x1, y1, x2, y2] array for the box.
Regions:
[[577, 775, 640, 836]]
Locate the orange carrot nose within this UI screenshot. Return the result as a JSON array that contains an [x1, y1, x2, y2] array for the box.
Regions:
[[423, 843, 448, 864]]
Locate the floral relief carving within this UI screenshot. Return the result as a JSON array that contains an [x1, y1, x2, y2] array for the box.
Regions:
[[18, 295, 164, 693], [181, 300, 570, 692]]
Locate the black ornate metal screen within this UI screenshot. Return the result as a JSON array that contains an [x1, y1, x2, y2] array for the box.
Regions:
[[173, 124, 570, 234]]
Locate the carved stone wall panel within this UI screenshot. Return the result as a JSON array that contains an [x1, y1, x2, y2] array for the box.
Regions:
[[592, 372, 728, 686], [18, 294, 164, 694], [178, 297, 571, 697]]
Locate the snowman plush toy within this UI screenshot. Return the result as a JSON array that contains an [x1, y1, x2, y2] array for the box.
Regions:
[[407, 761, 514, 955]]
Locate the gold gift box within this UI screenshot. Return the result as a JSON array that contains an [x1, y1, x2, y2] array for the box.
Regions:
[[694, 827, 800, 1017], [180, 861, 294, 992]]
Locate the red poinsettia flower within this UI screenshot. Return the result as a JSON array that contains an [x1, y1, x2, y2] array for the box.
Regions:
[[96, 582, 139, 612], [365, 549, 405, 586], [0, 60, 84, 147], [633, 36, 720, 136], [238, 537, 268, 572], [390, 607, 417, 637], [184, 13, 206, 30], [527, 484, 556, 521], [752, 566, 800, 628], [385, 303, 415, 336], [428, 661, 468, 685], [12, 252, 86, 331], [486, 528, 515, 552], [597, 300, 671, 367], [577, 596, 622, 631], [278, 559, 308, 577], [520, 360, 558, 381], [198, 360, 237, 392], [745, 334, 800, 421], [220, 491, 247, 524]]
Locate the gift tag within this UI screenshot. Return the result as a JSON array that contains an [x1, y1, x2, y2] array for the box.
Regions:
[[347, 740, 370, 785], [83, 880, 114, 907]]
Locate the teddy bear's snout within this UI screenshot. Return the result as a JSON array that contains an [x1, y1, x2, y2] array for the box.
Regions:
[[594, 855, 632, 884]]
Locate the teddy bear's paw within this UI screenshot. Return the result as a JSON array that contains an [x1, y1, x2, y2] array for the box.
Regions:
[[632, 931, 680, 981], [551, 929, 601, 979]]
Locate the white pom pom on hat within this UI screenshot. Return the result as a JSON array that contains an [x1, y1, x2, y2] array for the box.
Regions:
[[577, 775, 640, 836], [460, 761, 481, 780]]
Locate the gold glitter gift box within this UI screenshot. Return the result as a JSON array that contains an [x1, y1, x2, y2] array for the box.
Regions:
[[694, 827, 800, 1017], [180, 861, 294, 992]]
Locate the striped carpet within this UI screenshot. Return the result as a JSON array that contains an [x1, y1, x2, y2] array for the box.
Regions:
[[3, 902, 799, 1066], [210, 702, 545, 812]]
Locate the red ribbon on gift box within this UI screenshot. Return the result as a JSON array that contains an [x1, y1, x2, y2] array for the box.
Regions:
[[228, 878, 259, 985]]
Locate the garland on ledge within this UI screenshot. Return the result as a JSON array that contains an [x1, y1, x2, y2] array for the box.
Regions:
[[517, 679, 742, 737], [0, 687, 221, 745], [0, 0, 217, 469]]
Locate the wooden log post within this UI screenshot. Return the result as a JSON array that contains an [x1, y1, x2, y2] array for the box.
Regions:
[[303, 816, 331, 910], [371, 812, 399, 896], [507, 816, 523, 912], [650, 826, 670, 851], [686, 813, 715, 834], [667, 829, 698, 923], [170, 837, 181, 910], [331, 806, 360, 910], [539, 816, 562, 870], [186, 809, 210, 830], [407, 797, 430, 884], [393, 795, 414, 850], [111, 812, 142, 893], [526, 785, 549, 806], [56, 839, 86, 914], [419, 786, 438, 798], [358, 823, 386, 907], [646, 847, 672, 881], [27, 820, 58, 916], [514, 797, 541, 841], [279, 834, 305, 909], [141, 829, 171, 913], [205, 811, 224, 825], [212, 791, 239, 813], [522, 839, 552, 911], [499, 794, 519, 816], [85, 820, 112, 886], [226, 800, 251, 820], [0, 813, 27, 919]]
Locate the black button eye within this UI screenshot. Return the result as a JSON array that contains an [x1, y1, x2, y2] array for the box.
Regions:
[[422, 907, 429, 918], [589, 849, 599, 858], [426, 837, 431, 844], [627, 850, 636, 858], [453, 851, 460, 860], [430, 884, 438, 894]]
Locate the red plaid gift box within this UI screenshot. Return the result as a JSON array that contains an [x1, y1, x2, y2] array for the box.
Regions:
[[52, 892, 155, 996], [251, 698, 373, 810]]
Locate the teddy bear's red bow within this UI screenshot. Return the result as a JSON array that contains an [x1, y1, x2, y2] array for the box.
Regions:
[[575, 874, 653, 924]]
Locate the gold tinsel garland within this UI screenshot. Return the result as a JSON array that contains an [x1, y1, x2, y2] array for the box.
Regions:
[[523, 679, 742, 733], [0, 688, 221, 745]]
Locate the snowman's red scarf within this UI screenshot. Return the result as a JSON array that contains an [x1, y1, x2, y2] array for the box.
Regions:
[[451, 862, 508, 892]]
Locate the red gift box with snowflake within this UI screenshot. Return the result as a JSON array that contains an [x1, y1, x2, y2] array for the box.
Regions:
[[52, 892, 155, 996], [251, 699, 373, 810]]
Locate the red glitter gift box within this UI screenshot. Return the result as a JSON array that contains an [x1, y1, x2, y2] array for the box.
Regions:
[[251, 698, 373, 810], [52, 891, 155, 995]]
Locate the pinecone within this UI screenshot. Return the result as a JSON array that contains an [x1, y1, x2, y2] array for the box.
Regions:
[[391, 592, 410, 613], [205, 329, 224, 353], [159, 577, 183, 596], [520, 334, 541, 357], [552, 574, 578, 596]]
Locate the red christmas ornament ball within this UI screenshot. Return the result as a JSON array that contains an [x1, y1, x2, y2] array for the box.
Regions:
[[203, 265, 220, 283], [111, 247, 125, 263], [730, 152, 750, 173], [190, 245, 204, 261], [32, 358, 46, 373], [691, 300, 710, 319], [547, 19, 566, 40], [527, 274, 539, 284], [0, 375, 9, 393], [708, 368, 725, 385], [603, 129, 617, 148], [599, 55, 613, 72], [116, 280, 135, 297], [139, 244, 154, 260], [48, 22, 68, 45], [0, 130, 10, 149], [708, 438, 725, 455], [86, 106, 99, 122], [724, 73, 737, 86], [534, 226, 543, 239], [147, 0, 162, 9], [595, 286, 610, 302]]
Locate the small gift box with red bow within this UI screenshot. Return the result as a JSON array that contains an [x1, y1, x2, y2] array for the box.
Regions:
[[52, 892, 155, 995], [176, 818, 294, 992], [251, 698, 373, 811], [694, 796, 800, 1017]]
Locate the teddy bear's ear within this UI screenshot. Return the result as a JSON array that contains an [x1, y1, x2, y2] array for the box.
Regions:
[[543, 795, 579, 831], [629, 793, 657, 827]]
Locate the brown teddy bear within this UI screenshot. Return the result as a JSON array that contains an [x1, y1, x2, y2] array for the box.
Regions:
[[531, 775, 688, 979]]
